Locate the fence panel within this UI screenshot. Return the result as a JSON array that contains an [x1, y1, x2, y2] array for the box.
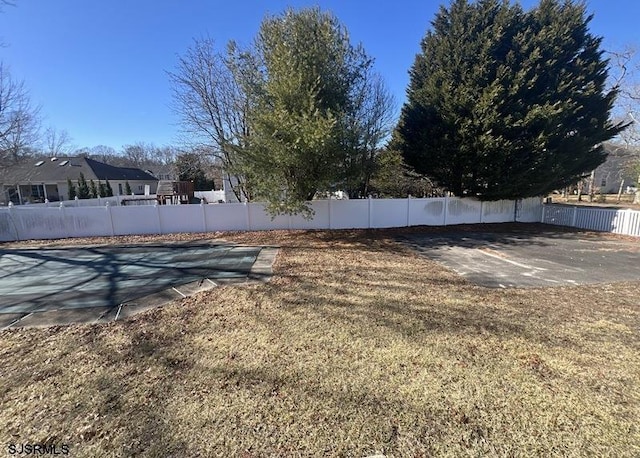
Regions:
[[446, 198, 483, 225], [542, 205, 575, 227], [158, 205, 205, 234], [517, 197, 543, 222], [0, 211, 15, 241], [408, 198, 446, 226], [110, 206, 161, 235], [542, 204, 640, 237], [290, 200, 330, 230], [612, 209, 640, 236], [330, 199, 369, 229], [248, 203, 290, 230], [64, 207, 113, 238], [575, 207, 616, 232], [371, 199, 408, 228], [482, 200, 515, 223], [204, 203, 249, 231]]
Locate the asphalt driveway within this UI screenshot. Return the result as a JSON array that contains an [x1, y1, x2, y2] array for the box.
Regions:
[[0, 241, 277, 328], [401, 229, 640, 288]]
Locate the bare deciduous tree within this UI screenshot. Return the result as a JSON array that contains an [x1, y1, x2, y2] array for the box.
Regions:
[[168, 37, 252, 202], [0, 63, 41, 166], [607, 46, 640, 202], [43, 126, 73, 157], [342, 70, 396, 197]]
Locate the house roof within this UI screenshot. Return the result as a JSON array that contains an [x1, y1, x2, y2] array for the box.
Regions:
[[0, 157, 158, 184]]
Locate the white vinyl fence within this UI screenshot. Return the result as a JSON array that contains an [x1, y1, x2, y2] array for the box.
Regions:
[[23, 195, 157, 208], [542, 204, 640, 237], [0, 197, 542, 242]]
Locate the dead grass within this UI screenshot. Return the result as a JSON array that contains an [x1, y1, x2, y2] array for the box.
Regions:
[[1, 226, 639, 457]]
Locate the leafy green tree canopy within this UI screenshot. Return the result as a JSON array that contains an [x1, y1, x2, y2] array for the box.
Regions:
[[242, 7, 375, 215], [394, 0, 627, 200]]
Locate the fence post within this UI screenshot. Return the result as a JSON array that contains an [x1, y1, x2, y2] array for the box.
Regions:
[[201, 200, 207, 233], [8, 202, 19, 241], [443, 195, 449, 226], [245, 202, 251, 231], [571, 206, 578, 227], [368, 196, 373, 228], [155, 202, 163, 234], [106, 202, 116, 236], [622, 209, 631, 235], [328, 198, 332, 230], [407, 195, 411, 227], [480, 200, 485, 224], [541, 204, 546, 224]]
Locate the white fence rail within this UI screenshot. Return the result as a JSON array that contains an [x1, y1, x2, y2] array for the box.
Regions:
[[0, 197, 542, 242], [542, 204, 640, 237], [21, 195, 157, 208]]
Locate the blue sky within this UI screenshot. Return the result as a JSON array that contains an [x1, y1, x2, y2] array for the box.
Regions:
[[1, 0, 638, 151]]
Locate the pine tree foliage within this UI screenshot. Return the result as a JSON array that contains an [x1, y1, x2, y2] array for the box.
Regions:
[[243, 7, 375, 215], [105, 180, 114, 197], [77, 173, 90, 199], [66, 178, 76, 200], [170, 8, 394, 215], [89, 179, 98, 199], [394, 0, 627, 199]]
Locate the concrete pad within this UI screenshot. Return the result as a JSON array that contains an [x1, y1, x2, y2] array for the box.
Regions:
[[0, 241, 278, 328], [0, 313, 26, 328], [401, 230, 640, 288], [12, 307, 113, 328], [171, 279, 218, 297], [248, 246, 279, 282]]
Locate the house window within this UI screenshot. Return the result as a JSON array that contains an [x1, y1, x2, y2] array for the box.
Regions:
[[31, 185, 45, 199], [138, 185, 143, 192], [601, 178, 606, 187], [118, 184, 123, 195]]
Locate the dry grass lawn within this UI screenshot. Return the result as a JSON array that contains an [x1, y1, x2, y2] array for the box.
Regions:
[[1, 226, 639, 457]]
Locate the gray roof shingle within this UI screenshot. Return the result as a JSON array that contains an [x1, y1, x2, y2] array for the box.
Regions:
[[0, 157, 158, 184]]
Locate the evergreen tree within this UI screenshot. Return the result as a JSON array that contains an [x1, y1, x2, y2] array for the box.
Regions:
[[240, 7, 380, 215], [124, 180, 132, 195], [77, 173, 90, 199], [98, 180, 107, 197], [89, 179, 98, 198], [66, 178, 76, 200], [170, 8, 394, 214], [394, 0, 627, 199], [105, 179, 114, 197], [175, 153, 215, 190]]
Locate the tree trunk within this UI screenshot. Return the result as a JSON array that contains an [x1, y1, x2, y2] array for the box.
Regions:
[[577, 181, 583, 202], [588, 170, 595, 202], [617, 179, 624, 203]]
